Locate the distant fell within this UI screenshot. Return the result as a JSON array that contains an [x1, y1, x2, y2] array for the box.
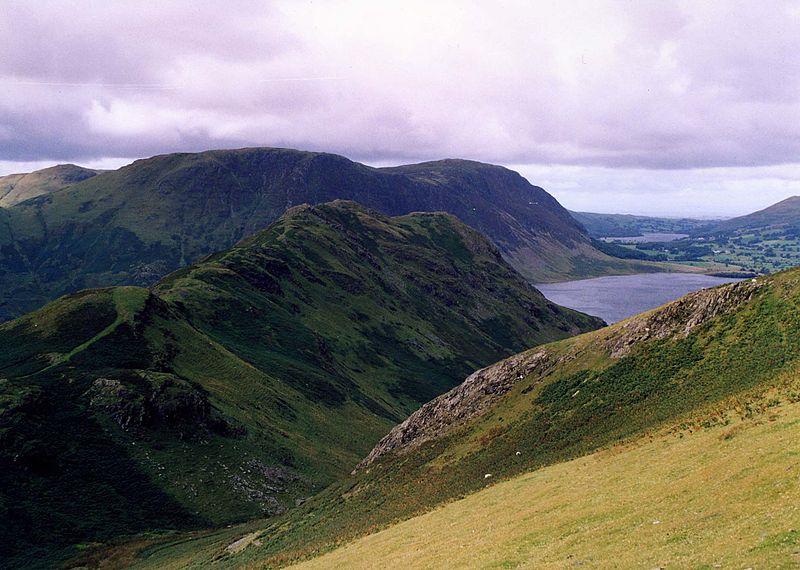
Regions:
[[699, 195, 800, 237], [0, 164, 99, 207], [570, 210, 713, 238], [0, 147, 651, 320]]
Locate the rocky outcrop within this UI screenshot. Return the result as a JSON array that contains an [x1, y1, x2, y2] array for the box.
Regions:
[[355, 348, 563, 470], [88, 374, 244, 440], [356, 277, 767, 471], [604, 278, 764, 357]]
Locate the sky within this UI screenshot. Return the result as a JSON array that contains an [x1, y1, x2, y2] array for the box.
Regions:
[[2, 0, 800, 217]]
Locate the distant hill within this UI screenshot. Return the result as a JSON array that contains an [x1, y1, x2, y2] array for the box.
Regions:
[[153, 267, 800, 567], [699, 195, 800, 238], [0, 164, 98, 207], [570, 210, 713, 238], [0, 201, 602, 568], [0, 148, 653, 321]]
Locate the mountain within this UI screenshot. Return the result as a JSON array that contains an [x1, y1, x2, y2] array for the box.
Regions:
[[570, 210, 713, 238], [0, 201, 602, 568], [145, 268, 800, 567], [699, 195, 800, 238], [0, 164, 99, 208], [0, 147, 653, 321]]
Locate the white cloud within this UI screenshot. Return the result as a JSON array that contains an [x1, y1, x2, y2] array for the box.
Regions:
[[1, 0, 800, 215]]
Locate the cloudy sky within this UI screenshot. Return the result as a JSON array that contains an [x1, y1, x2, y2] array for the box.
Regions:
[[2, 0, 800, 216]]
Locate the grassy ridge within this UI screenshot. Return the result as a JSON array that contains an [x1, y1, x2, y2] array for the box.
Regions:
[[0, 202, 600, 568], [0, 147, 645, 321], [136, 268, 800, 568]]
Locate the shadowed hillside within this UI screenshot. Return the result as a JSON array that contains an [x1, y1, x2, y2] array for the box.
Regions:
[[144, 268, 800, 568], [0, 201, 601, 569]]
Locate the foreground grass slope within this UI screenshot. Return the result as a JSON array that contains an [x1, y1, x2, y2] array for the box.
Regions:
[[0, 147, 653, 320], [295, 395, 800, 569], [137, 267, 800, 568], [0, 202, 600, 568]]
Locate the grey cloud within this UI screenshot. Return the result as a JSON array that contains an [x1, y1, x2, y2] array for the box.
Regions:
[[1, 0, 800, 171]]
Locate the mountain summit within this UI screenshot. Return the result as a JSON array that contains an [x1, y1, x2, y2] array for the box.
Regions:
[[0, 148, 643, 320]]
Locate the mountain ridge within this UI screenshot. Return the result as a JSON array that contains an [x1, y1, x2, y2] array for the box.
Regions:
[[0, 147, 654, 320], [0, 200, 602, 568]]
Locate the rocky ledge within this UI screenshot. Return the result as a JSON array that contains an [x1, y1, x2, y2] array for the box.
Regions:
[[356, 277, 766, 470]]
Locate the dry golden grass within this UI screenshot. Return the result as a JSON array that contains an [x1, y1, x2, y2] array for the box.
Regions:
[[291, 401, 800, 569]]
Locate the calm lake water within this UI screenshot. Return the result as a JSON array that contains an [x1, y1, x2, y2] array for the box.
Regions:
[[600, 232, 689, 243], [536, 273, 743, 324]]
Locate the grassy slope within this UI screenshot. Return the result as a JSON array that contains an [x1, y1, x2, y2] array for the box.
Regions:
[[134, 267, 800, 568], [702, 196, 800, 236], [0, 164, 98, 208], [570, 210, 713, 238], [1, 148, 650, 320], [294, 396, 800, 569], [0, 202, 601, 569]]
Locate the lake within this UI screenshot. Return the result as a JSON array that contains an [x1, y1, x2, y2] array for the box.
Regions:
[[600, 232, 689, 243], [536, 273, 743, 324]]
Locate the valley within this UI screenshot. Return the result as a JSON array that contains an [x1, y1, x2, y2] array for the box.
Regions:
[[116, 267, 800, 569], [577, 201, 800, 276], [2, 154, 799, 569], [5, 5, 800, 568], [0, 201, 601, 568]]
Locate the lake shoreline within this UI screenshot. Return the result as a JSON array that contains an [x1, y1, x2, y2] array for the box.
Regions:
[[535, 273, 743, 324]]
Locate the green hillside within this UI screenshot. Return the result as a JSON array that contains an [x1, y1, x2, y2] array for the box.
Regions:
[[0, 201, 601, 569], [293, 396, 800, 569], [570, 210, 712, 238], [0, 147, 653, 321], [702, 196, 800, 237], [139, 268, 800, 568], [0, 164, 99, 208]]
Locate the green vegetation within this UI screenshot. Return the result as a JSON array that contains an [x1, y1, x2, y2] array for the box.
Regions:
[[570, 210, 713, 238], [0, 147, 654, 321], [607, 234, 800, 275], [132, 268, 800, 568], [582, 198, 800, 275], [293, 397, 800, 569], [0, 164, 98, 208], [0, 201, 601, 568]]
